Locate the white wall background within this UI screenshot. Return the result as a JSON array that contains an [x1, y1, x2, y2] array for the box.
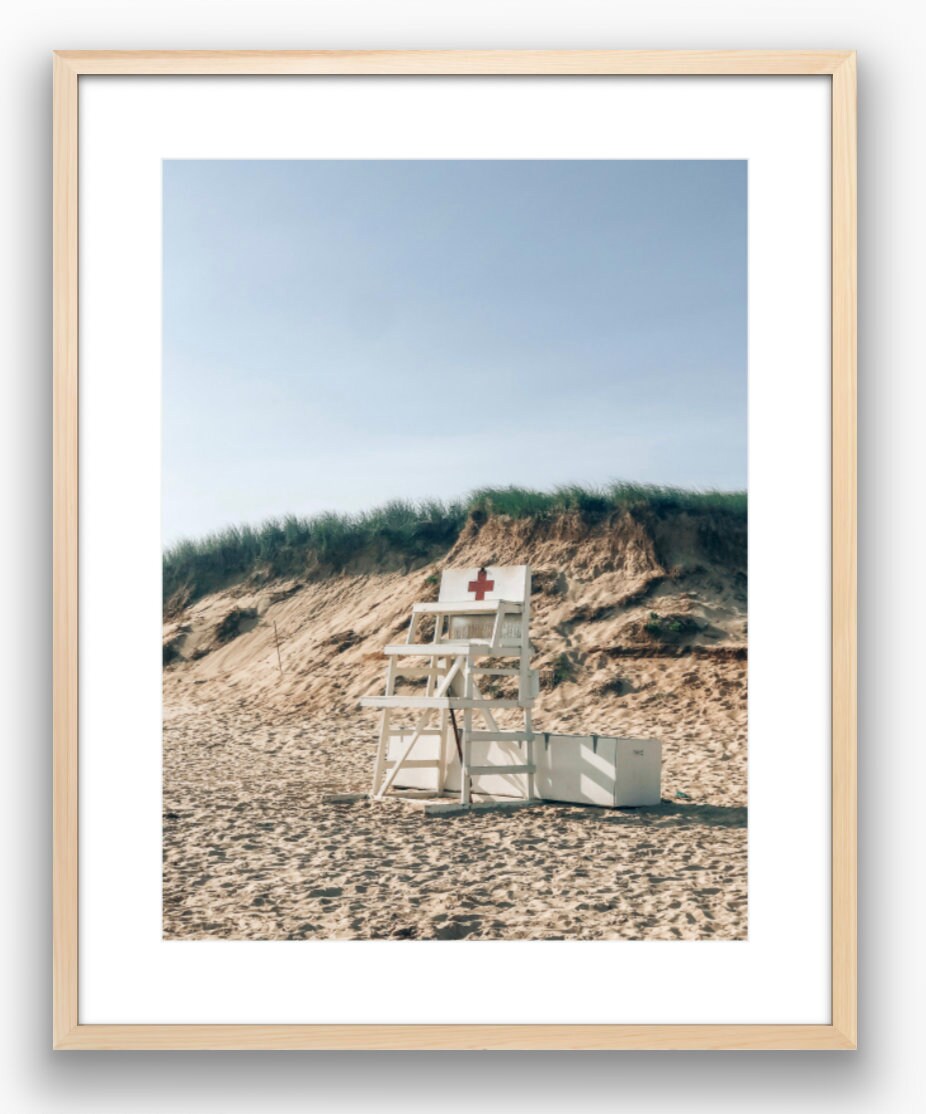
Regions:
[[0, 0, 919, 1110]]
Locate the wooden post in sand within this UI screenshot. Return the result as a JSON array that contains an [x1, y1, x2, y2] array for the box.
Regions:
[[272, 621, 284, 678]]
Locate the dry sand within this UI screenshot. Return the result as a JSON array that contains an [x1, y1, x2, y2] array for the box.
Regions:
[[164, 661, 746, 941], [163, 510, 747, 940]]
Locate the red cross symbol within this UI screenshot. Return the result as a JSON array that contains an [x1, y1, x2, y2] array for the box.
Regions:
[[467, 567, 495, 600]]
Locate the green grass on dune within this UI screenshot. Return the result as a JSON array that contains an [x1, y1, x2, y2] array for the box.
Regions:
[[163, 483, 746, 608], [467, 482, 746, 519]]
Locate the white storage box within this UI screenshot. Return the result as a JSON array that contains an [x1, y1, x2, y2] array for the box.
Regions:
[[386, 733, 662, 808], [535, 734, 662, 807]]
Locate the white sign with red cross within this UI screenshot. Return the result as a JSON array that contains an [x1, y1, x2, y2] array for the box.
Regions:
[[437, 564, 530, 604]]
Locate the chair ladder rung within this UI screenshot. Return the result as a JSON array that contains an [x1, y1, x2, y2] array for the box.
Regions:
[[467, 764, 535, 775]]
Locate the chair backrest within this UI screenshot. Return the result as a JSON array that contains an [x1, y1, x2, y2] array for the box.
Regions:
[[438, 564, 531, 605]]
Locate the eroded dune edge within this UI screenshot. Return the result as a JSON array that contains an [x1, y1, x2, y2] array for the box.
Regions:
[[163, 507, 747, 940]]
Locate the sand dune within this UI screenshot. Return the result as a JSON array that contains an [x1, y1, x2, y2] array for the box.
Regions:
[[163, 509, 747, 940]]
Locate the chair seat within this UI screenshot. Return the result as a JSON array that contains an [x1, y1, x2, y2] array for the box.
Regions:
[[412, 599, 522, 615], [383, 642, 523, 657]]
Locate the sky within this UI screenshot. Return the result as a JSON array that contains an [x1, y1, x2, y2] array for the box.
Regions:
[[163, 160, 746, 545]]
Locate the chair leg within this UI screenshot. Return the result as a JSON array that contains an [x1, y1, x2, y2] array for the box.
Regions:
[[525, 708, 536, 802], [371, 710, 390, 797], [436, 708, 449, 793]]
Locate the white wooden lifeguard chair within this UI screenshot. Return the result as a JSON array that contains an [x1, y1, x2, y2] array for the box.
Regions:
[[360, 565, 539, 806]]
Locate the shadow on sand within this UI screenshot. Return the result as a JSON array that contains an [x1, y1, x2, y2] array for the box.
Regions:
[[581, 800, 747, 830]]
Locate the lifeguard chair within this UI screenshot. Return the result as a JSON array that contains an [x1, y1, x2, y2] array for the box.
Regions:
[[360, 564, 538, 805]]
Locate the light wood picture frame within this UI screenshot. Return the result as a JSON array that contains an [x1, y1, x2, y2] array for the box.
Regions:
[[53, 49, 857, 1051]]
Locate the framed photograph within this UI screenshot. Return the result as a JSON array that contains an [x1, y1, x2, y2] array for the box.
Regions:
[[53, 50, 856, 1050]]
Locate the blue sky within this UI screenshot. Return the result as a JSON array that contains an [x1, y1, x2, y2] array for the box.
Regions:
[[163, 160, 746, 545]]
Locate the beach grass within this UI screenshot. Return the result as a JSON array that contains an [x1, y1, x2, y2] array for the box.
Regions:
[[163, 483, 746, 607]]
